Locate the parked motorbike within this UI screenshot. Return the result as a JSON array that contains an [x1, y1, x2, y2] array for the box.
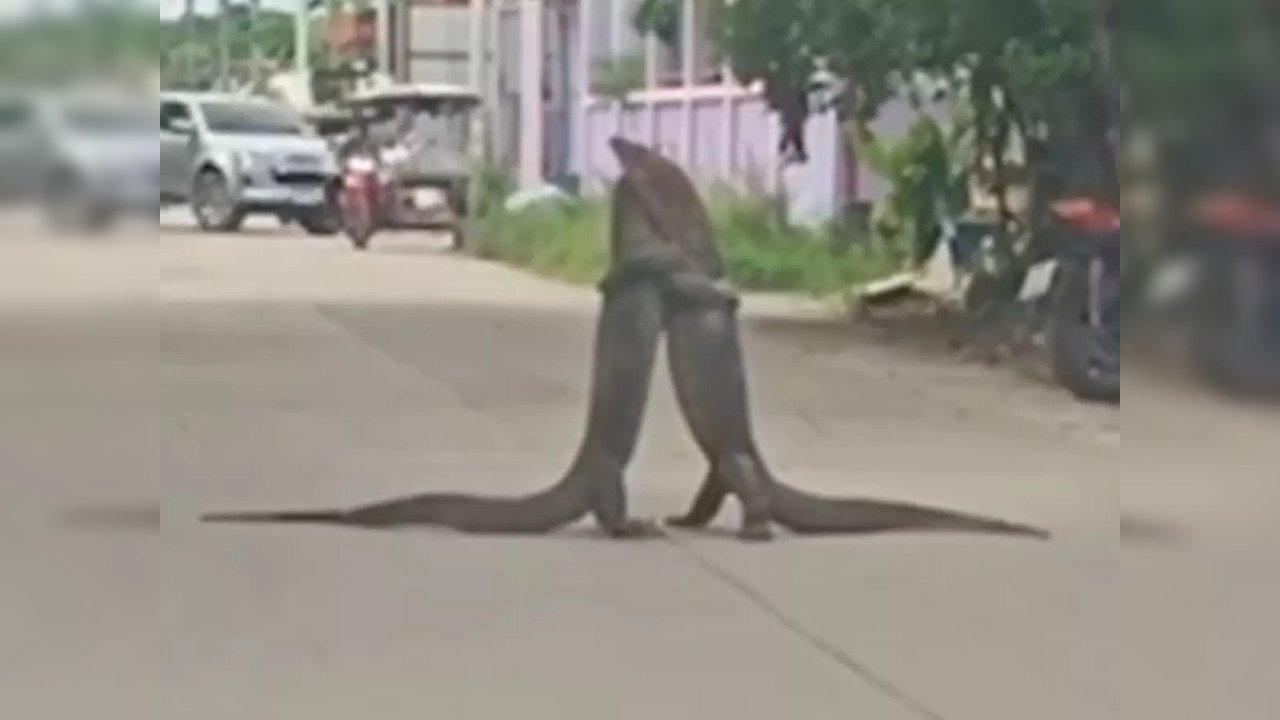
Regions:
[[1019, 198, 1121, 403], [337, 151, 384, 250], [1186, 193, 1280, 397]]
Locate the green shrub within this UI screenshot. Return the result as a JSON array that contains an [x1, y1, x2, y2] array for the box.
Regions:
[[706, 189, 899, 295], [473, 184, 901, 296], [474, 197, 610, 285], [472, 163, 516, 220]]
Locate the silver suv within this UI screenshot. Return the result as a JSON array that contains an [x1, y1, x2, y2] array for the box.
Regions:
[[158, 92, 338, 234], [0, 88, 157, 230]]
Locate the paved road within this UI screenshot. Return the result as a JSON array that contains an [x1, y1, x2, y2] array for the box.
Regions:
[[0, 216, 1273, 719]]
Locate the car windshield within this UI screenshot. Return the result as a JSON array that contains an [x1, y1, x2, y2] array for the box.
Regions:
[[200, 101, 305, 135], [58, 100, 154, 134]]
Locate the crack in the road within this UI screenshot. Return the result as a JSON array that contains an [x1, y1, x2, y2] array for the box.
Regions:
[[660, 531, 950, 720]]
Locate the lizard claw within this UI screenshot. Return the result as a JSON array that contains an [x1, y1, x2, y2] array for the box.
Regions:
[[607, 518, 665, 539]]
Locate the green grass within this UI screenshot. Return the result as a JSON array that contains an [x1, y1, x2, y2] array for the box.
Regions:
[[472, 188, 902, 296]]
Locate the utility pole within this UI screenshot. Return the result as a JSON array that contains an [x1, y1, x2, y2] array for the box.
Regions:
[[463, 0, 488, 252], [1095, 0, 1119, 206], [217, 0, 232, 91], [295, 0, 311, 78], [518, 0, 544, 188], [182, 0, 196, 88], [248, 0, 262, 88], [468, 0, 486, 152], [374, 0, 392, 78]]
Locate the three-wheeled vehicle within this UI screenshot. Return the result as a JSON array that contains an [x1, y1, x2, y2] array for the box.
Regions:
[[333, 83, 481, 250]]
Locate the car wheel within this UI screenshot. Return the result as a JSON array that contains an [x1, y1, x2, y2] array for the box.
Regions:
[[191, 169, 245, 232], [298, 206, 339, 236]]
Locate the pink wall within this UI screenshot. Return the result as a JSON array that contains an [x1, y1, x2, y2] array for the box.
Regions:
[[577, 88, 847, 225]]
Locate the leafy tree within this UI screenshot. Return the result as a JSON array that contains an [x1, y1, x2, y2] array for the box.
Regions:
[[159, 7, 312, 88], [858, 112, 973, 263], [0, 5, 161, 83], [631, 0, 680, 47], [710, 0, 1110, 256], [1120, 0, 1264, 204]]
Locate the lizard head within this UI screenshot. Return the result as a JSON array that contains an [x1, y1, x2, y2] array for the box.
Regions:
[[610, 136, 673, 180], [608, 136, 647, 170], [607, 136, 725, 277]]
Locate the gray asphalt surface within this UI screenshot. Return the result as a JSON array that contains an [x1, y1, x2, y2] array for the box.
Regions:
[[0, 215, 1274, 719]]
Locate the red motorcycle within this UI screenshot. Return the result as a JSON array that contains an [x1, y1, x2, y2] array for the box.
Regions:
[[337, 151, 384, 250], [1017, 197, 1121, 404], [1044, 198, 1121, 404]]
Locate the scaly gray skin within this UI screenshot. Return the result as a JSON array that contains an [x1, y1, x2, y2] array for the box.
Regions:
[[609, 136, 1050, 542], [202, 174, 732, 537]]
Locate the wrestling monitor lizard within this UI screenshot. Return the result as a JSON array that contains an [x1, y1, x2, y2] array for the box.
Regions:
[[609, 137, 1050, 542], [201, 174, 733, 537]]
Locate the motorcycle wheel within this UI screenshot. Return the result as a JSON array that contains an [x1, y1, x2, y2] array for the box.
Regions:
[[344, 219, 374, 250], [1048, 259, 1120, 404], [340, 197, 376, 250]]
